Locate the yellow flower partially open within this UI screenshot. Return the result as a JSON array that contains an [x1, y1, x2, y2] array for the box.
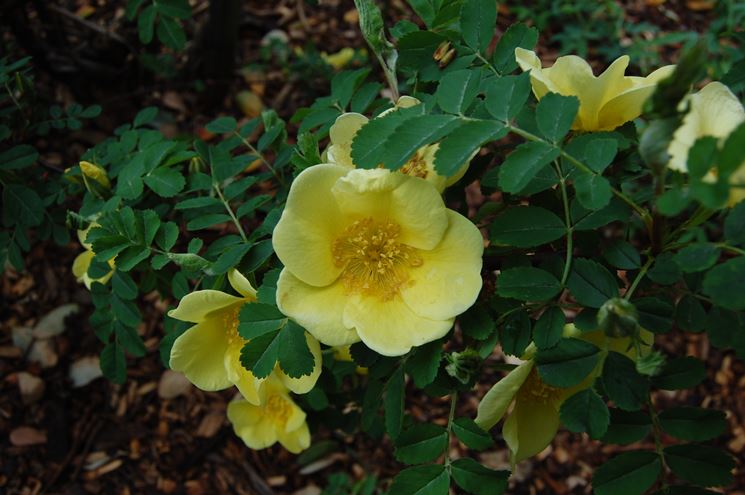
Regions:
[[515, 48, 675, 132], [72, 225, 115, 289], [227, 376, 311, 454], [475, 324, 653, 463], [273, 165, 484, 356], [168, 269, 322, 404], [326, 96, 470, 192], [667, 82, 745, 206]]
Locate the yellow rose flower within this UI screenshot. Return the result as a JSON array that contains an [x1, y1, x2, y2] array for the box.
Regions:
[[326, 96, 470, 192], [168, 269, 322, 404], [515, 48, 675, 131], [273, 165, 484, 356], [667, 82, 745, 206], [475, 325, 653, 463], [227, 376, 311, 454], [72, 225, 115, 289]]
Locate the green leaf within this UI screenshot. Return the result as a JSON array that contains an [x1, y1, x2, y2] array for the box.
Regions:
[[491, 23, 539, 73], [238, 303, 286, 339], [156, 16, 186, 50], [155, 221, 178, 250], [702, 257, 745, 310], [602, 351, 649, 411], [115, 321, 146, 357], [501, 311, 531, 357], [354, 0, 388, 55], [459, 304, 495, 340], [385, 366, 405, 439], [498, 141, 561, 194], [484, 72, 531, 122], [497, 266, 561, 301], [388, 464, 449, 495], [380, 115, 460, 170], [571, 197, 631, 231], [405, 340, 443, 388], [206, 116, 237, 134], [452, 418, 494, 451], [724, 201, 745, 245], [351, 107, 421, 169], [186, 213, 231, 231], [331, 68, 370, 109], [460, 0, 496, 52], [593, 451, 662, 495], [657, 188, 691, 216], [239, 330, 280, 379], [603, 240, 641, 269], [489, 206, 565, 247], [144, 167, 185, 197], [0, 144, 38, 170], [435, 69, 481, 114], [601, 409, 651, 445], [535, 338, 601, 388], [659, 407, 726, 442], [534, 306, 565, 350], [566, 258, 618, 308], [584, 138, 618, 173], [536, 93, 579, 143], [560, 388, 609, 439], [153, 0, 191, 19], [166, 252, 211, 272], [394, 424, 448, 464], [451, 458, 508, 495], [675, 295, 706, 333], [651, 357, 705, 390], [138, 5, 157, 44], [664, 444, 734, 487], [115, 246, 151, 272], [278, 321, 315, 378], [718, 121, 745, 178], [134, 106, 158, 127], [673, 243, 720, 273], [647, 253, 681, 285], [2, 184, 43, 227], [635, 297, 674, 334], [112, 271, 138, 300], [434, 120, 505, 177], [574, 172, 612, 210], [101, 340, 127, 384]]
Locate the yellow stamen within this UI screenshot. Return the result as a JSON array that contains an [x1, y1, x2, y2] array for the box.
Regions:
[[331, 218, 423, 300], [266, 394, 292, 426], [399, 150, 429, 179], [518, 368, 563, 406], [223, 306, 245, 347]]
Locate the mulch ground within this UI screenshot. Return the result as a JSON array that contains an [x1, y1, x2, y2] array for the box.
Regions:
[[1, 1, 742, 494]]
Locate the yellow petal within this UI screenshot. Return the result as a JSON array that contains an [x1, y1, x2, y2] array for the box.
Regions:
[[515, 48, 557, 100], [228, 400, 278, 449], [272, 164, 349, 287], [278, 421, 311, 454], [379, 95, 422, 117], [475, 360, 533, 430], [276, 269, 359, 346], [546, 54, 611, 130], [327, 113, 369, 167], [168, 290, 243, 323], [598, 65, 676, 131], [72, 250, 93, 280], [343, 295, 453, 356], [401, 210, 483, 321], [503, 396, 560, 464], [228, 269, 257, 299], [225, 343, 263, 405], [331, 169, 448, 250], [169, 318, 232, 391], [668, 82, 745, 172], [283, 396, 308, 433], [277, 331, 323, 394]]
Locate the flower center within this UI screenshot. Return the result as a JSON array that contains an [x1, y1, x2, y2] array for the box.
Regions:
[[331, 218, 423, 300], [222, 306, 245, 347], [266, 394, 292, 426], [399, 150, 429, 179], [518, 368, 563, 406]]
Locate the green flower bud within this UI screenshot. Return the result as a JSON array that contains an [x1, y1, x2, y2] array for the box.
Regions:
[[597, 297, 639, 338]]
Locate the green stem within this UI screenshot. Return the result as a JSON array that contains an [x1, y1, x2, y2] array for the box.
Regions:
[[444, 391, 458, 469], [473, 51, 500, 76], [233, 131, 286, 186], [376, 53, 400, 102], [505, 124, 653, 228], [665, 206, 714, 244], [624, 256, 654, 300], [553, 162, 573, 286], [647, 395, 670, 489], [717, 243, 745, 256], [214, 183, 249, 244]]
